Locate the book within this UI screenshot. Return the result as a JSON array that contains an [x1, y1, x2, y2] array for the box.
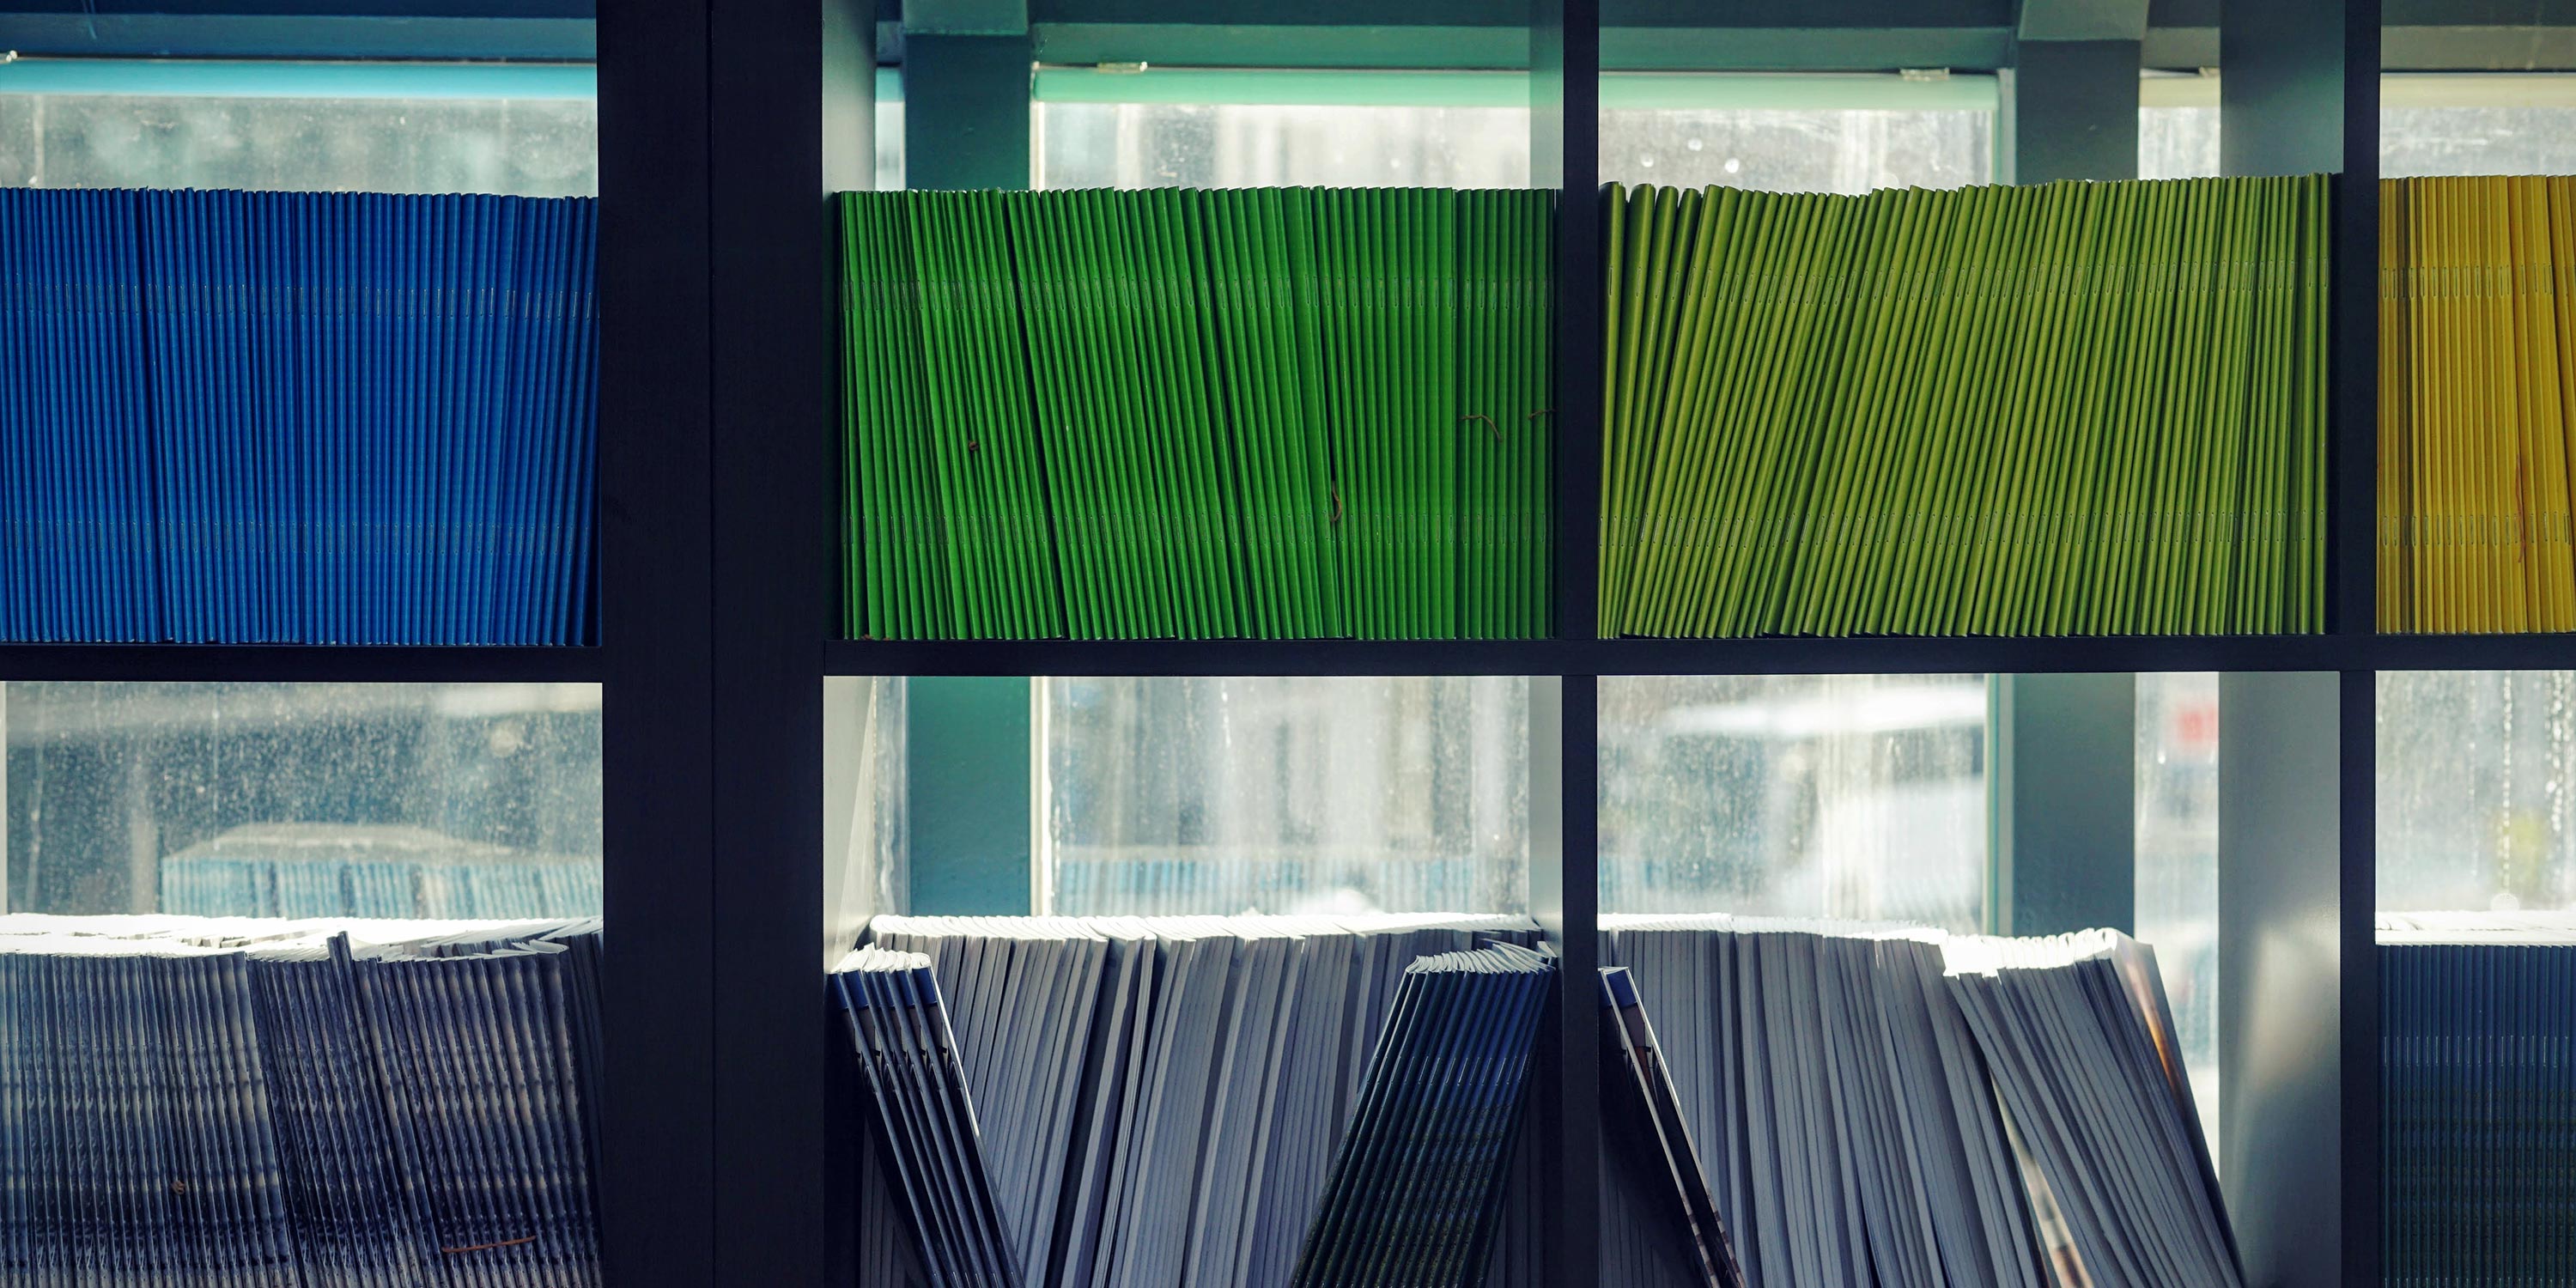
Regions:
[[1605, 914, 2239, 1288], [0, 187, 599, 645], [0, 913, 605, 1285], [853, 912, 1545, 1288], [1288, 940, 1556, 1288], [1597, 176, 2330, 639], [836, 188, 1554, 641]]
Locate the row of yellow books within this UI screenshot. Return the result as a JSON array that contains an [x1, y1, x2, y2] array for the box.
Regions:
[[2383, 174, 2576, 633]]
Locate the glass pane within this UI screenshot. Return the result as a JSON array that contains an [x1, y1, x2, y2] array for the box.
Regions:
[[2135, 671, 2221, 1162], [2379, 671, 2576, 912], [4, 682, 602, 919], [1599, 674, 1989, 927], [2146, 75, 2576, 180], [1036, 102, 1532, 189], [2384, 105, 2576, 178], [878, 96, 905, 190], [825, 675, 908, 954], [1040, 676, 1528, 916], [0, 94, 597, 195], [1600, 107, 1993, 191], [2140, 106, 2221, 179]]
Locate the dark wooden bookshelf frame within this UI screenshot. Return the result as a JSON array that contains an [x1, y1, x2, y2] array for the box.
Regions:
[[2, 0, 2556, 1283]]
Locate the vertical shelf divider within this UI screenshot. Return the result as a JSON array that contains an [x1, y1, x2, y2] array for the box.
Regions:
[[1535, 0, 1604, 1281], [708, 0, 835, 1280], [597, 0, 720, 1283], [2216, 4, 2383, 1287], [2336, 20, 2385, 1284]]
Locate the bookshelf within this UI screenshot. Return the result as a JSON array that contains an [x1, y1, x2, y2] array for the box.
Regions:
[[14, 0, 2572, 1284], [800, 6, 2390, 1288], [801, 3, 2445, 1287]]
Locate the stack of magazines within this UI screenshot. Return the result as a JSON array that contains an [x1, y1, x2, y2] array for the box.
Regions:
[[840, 912, 1544, 1288], [1601, 964, 1747, 1288], [0, 914, 604, 1285], [837, 945, 1020, 1286], [1288, 942, 1556, 1288], [1604, 915, 2238, 1288], [2381, 911, 2576, 1285]]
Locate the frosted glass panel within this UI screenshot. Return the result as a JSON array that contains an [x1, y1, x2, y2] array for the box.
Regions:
[[4, 682, 602, 918], [2141, 105, 2221, 179], [1599, 675, 1988, 927], [2136, 671, 2221, 1163], [1041, 677, 1528, 916], [2384, 105, 2576, 177], [1600, 108, 1992, 191], [2380, 671, 2576, 912], [2143, 77, 2576, 181], [1037, 102, 1529, 189], [0, 94, 596, 195]]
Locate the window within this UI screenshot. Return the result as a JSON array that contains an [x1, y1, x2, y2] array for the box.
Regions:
[[2136, 671, 2221, 1161], [2139, 72, 2221, 180], [2381, 75, 2576, 177], [0, 59, 596, 196], [877, 92, 905, 190], [2141, 72, 2576, 181], [1601, 74, 1996, 191], [1024, 69, 1994, 193], [826, 675, 908, 952], [1037, 677, 1528, 916], [2380, 671, 2576, 912], [1034, 69, 1531, 190], [1598, 675, 1990, 927], [4, 682, 603, 919]]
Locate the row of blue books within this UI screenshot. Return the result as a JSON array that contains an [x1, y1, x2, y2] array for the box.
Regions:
[[0, 914, 603, 1285], [0, 187, 598, 644]]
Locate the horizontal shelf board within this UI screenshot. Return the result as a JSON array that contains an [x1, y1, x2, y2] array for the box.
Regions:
[[2368, 633, 2576, 672], [0, 645, 606, 684], [827, 637, 1579, 677], [826, 634, 2391, 677]]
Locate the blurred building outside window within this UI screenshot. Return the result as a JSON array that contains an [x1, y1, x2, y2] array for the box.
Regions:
[[1027, 68, 1995, 191], [4, 683, 604, 920], [2141, 70, 2576, 181], [0, 58, 597, 195]]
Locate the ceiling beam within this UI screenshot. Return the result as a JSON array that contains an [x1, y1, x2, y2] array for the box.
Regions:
[[2018, 0, 2148, 42], [911, 0, 1026, 37]]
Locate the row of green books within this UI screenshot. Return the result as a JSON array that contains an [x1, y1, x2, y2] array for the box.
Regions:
[[839, 187, 1554, 641], [1598, 175, 2330, 638]]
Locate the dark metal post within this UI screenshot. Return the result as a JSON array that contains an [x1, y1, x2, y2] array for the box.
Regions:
[[597, 0, 717, 1280], [1534, 0, 1601, 1279], [708, 0, 833, 1280]]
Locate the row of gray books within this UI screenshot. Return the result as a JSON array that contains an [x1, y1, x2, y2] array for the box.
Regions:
[[839, 913, 1547, 1288], [0, 913, 604, 1287], [1602, 915, 2238, 1288]]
